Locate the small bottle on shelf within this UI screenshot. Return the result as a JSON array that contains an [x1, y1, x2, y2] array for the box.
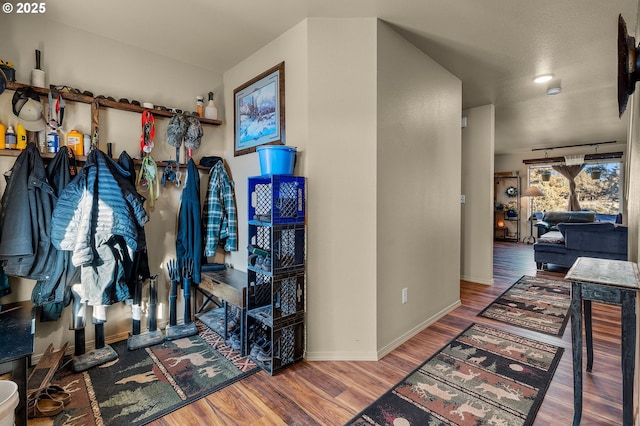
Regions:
[[5, 125, 16, 150], [38, 131, 46, 153], [0, 123, 5, 149], [83, 134, 91, 156], [196, 96, 204, 117], [47, 131, 59, 153], [205, 92, 218, 120]]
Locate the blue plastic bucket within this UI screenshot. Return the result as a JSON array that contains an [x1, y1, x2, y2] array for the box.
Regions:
[[257, 145, 296, 175]]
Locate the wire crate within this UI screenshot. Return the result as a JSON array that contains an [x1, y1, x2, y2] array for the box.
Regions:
[[247, 314, 304, 375], [249, 175, 306, 225], [247, 270, 305, 325], [248, 224, 305, 274], [246, 269, 272, 311]]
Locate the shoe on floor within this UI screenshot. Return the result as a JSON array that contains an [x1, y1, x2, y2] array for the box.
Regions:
[[227, 318, 240, 332], [256, 347, 272, 362], [45, 384, 71, 405], [250, 340, 270, 358], [28, 392, 64, 418]]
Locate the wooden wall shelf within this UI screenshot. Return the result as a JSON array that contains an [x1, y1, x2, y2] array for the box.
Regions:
[[7, 81, 223, 125], [0, 148, 214, 172], [5, 81, 223, 147]]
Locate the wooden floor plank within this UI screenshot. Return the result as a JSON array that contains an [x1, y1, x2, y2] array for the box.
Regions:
[[148, 242, 625, 425]]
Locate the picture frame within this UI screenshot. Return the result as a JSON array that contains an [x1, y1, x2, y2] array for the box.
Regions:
[[234, 62, 285, 156]]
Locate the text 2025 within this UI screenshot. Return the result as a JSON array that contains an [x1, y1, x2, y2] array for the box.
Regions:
[[16, 2, 46, 13]]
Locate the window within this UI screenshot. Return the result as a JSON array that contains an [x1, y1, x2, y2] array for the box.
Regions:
[[528, 162, 622, 215]]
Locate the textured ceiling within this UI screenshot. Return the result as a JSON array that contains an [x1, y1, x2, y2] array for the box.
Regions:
[[43, 0, 638, 154]]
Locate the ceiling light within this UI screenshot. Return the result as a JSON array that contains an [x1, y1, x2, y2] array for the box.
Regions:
[[533, 74, 554, 84], [547, 87, 561, 96]]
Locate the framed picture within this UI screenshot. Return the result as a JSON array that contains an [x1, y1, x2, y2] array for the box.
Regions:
[[234, 62, 285, 156]]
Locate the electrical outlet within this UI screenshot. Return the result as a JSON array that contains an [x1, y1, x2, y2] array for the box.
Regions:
[[402, 288, 408, 304]]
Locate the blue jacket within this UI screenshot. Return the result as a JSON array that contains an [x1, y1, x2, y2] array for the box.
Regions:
[[176, 159, 202, 283], [52, 149, 149, 305]]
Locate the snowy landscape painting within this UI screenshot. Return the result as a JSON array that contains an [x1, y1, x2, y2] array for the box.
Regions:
[[234, 62, 285, 156]]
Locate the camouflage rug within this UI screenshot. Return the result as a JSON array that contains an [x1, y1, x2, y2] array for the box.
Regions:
[[348, 323, 563, 426], [31, 321, 257, 426], [477, 275, 571, 336]]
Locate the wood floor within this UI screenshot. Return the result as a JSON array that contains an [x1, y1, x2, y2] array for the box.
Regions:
[[149, 242, 625, 425]]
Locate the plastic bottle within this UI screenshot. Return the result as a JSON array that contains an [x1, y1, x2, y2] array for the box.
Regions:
[[66, 129, 83, 156], [16, 123, 27, 150], [83, 134, 91, 156], [5, 125, 16, 150], [37, 131, 46, 153], [47, 131, 59, 153], [204, 92, 218, 120], [0, 124, 5, 149], [196, 96, 204, 117]]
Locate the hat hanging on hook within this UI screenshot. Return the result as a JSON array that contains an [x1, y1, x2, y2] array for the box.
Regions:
[[184, 116, 203, 159], [167, 113, 188, 167]]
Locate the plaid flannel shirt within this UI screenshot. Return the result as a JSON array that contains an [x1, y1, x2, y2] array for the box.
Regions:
[[203, 161, 238, 255]]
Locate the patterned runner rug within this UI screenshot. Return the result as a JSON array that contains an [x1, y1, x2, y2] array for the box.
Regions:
[[477, 275, 571, 336], [33, 321, 257, 425], [348, 323, 563, 426]]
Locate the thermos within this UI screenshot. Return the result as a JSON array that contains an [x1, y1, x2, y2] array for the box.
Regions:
[[5, 125, 16, 150]]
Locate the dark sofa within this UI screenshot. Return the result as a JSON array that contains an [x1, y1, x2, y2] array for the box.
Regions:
[[534, 211, 596, 236], [533, 222, 628, 269]]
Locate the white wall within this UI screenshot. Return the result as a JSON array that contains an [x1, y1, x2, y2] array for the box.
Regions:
[[461, 105, 495, 285], [222, 18, 379, 360], [224, 18, 462, 360], [376, 21, 462, 356], [222, 21, 310, 271], [224, 19, 376, 360], [0, 16, 225, 359], [306, 18, 379, 359], [223, 18, 381, 360]]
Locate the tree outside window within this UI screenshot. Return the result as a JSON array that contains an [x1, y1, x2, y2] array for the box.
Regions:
[[528, 162, 621, 215]]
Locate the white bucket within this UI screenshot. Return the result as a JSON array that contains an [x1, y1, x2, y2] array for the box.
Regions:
[[0, 381, 18, 426]]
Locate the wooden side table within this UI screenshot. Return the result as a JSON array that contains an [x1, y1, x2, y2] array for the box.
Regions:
[[199, 269, 248, 355], [565, 257, 640, 426], [0, 301, 35, 426]]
